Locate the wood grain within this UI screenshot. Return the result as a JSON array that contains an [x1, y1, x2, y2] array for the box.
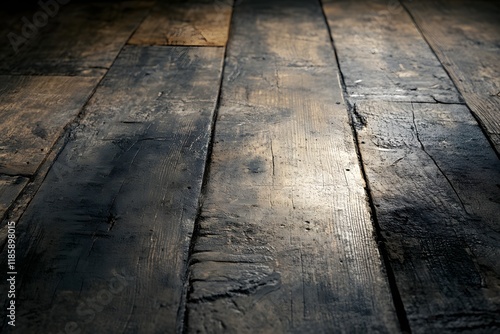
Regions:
[[403, 0, 500, 152], [185, 0, 399, 332], [0, 175, 28, 221], [354, 100, 500, 332], [322, 0, 463, 104], [129, 0, 233, 47], [0, 75, 100, 176], [0, 1, 152, 75], [0, 46, 224, 333]]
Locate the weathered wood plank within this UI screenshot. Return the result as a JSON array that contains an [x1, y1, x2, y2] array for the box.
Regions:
[[354, 100, 500, 332], [322, 0, 462, 104], [0, 46, 224, 332], [0, 175, 28, 220], [0, 1, 152, 75], [129, 0, 233, 47], [185, 1, 399, 332], [0, 75, 100, 176], [403, 0, 500, 152]]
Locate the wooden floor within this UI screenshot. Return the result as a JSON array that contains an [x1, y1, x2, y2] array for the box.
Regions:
[[0, 0, 499, 332]]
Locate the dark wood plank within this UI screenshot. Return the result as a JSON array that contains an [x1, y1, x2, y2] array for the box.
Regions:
[[129, 0, 233, 46], [354, 100, 500, 332], [0, 46, 224, 333], [0, 175, 28, 220], [322, 0, 462, 104], [403, 0, 500, 152], [185, 1, 399, 332], [0, 75, 101, 176], [0, 1, 152, 75]]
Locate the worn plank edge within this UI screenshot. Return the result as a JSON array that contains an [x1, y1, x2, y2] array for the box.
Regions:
[[0, 72, 110, 249], [318, 1, 412, 331], [178, 10, 235, 334], [0, 126, 80, 251]]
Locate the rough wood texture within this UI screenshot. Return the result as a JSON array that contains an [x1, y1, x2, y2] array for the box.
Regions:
[[185, 1, 399, 332], [354, 100, 500, 332], [0, 175, 28, 221], [129, 0, 233, 46], [0, 1, 152, 75], [0, 75, 100, 176], [0, 46, 224, 333], [322, 0, 462, 104], [403, 0, 500, 152]]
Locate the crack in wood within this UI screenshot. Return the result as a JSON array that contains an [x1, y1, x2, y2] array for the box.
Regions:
[[270, 139, 275, 178], [410, 103, 470, 215]]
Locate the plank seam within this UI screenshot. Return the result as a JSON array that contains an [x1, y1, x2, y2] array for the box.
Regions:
[[319, 0, 412, 332], [178, 3, 236, 333], [400, 0, 500, 159], [0, 130, 69, 250]]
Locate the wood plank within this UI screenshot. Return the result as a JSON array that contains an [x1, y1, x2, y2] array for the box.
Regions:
[[0, 46, 224, 332], [403, 0, 500, 152], [185, 0, 399, 332], [354, 100, 500, 332], [0, 175, 28, 220], [0, 1, 152, 75], [0, 75, 100, 176], [322, 0, 462, 103], [129, 0, 233, 47]]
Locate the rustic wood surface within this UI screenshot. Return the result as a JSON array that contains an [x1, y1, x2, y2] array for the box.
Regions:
[[0, 46, 224, 333], [353, 101, 500, 332], [403, 0, 500, 153], [322, 0, 463, 104], [185, 0, 399, 332], [0, 1, 152, 76], [0, 75, 100, 176], [129, 0, 233, 46], [0, 0, 499, 332]]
